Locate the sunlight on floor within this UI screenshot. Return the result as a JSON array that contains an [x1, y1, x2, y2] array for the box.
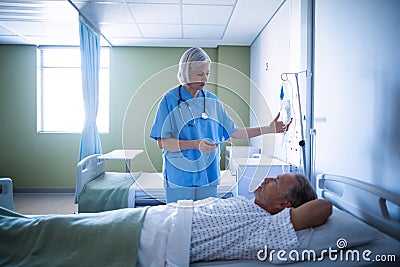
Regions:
[[13, 193, 77, 215]]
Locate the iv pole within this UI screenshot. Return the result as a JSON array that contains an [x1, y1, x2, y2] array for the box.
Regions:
[[280, 70, 311, 177]]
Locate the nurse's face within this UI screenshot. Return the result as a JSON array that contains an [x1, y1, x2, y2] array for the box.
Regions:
[[187, 62, 210, 91]]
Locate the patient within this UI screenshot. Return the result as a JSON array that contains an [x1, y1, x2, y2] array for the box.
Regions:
[[138, 173, 333, 264], [0, 173, 331, 266]]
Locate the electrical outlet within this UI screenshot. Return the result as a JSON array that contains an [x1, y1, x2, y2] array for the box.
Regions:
[[289, 164, 299, 173]]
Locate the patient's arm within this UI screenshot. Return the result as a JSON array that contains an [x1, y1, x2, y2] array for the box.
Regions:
[[290, 199, 332, 231]]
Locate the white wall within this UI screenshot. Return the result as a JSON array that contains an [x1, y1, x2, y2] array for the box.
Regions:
[[250, 0, 308, 166], [250, 0, 400, 218], [314, 0, 400, 201]]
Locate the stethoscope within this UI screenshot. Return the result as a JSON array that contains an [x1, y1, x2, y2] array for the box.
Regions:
[[178, 85, 208, 126]]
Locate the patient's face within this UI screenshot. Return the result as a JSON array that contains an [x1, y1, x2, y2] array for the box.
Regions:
[[253, 173, 300, 213]]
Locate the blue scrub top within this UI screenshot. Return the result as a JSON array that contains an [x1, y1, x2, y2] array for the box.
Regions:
[[150, 86, 238, 187]]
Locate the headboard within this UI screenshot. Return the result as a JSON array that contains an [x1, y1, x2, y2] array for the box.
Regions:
[[316, 173, 400, 241], [74, 154, 105, 204]]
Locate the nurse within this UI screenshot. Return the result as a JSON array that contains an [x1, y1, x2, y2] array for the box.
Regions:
[[150, 47, 291, 203]]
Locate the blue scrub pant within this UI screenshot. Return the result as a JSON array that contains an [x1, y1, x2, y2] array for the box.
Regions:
[[165, 184, 217, 204]]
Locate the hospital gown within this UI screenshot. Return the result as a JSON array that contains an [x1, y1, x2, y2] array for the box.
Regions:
[[138, 196, 302, 265], [190, 196, 300, 262]]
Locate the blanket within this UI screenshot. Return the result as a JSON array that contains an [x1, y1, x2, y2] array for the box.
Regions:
[[78, 171, 140, 213], [0, 206, 148, 267]]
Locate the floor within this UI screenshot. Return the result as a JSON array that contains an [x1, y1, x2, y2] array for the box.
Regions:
[[13, 193, 77, 215]]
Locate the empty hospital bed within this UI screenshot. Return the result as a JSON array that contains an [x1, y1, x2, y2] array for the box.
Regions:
[[74, 153, 237, 212]]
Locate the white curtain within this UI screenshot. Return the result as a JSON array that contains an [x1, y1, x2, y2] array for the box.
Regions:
[[78, 17, 102, 161]]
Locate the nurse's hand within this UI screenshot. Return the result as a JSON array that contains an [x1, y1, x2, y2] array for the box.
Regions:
[[198, 139, 218, 153], [269, 112, 293, 133]]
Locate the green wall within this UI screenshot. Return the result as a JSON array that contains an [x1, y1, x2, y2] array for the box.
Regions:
[[0, 45, 250, 189]]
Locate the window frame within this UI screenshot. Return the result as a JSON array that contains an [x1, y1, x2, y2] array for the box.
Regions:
[[36, 45, 109, 134]]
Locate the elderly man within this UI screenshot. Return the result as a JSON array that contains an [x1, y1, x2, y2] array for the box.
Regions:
[[138, 173, 332, 265]]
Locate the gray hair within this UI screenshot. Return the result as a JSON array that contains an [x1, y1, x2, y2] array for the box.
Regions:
[[177, 47, 211, 84], [285, 174, 317, 208]]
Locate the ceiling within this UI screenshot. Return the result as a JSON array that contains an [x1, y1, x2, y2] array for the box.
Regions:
[[0, 0, 284, 47]]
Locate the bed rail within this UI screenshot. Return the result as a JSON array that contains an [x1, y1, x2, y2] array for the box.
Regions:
[[74, 154, 105, 204], [316, 173, 400, 240]]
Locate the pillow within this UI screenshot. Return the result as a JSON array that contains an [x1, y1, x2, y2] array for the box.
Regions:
[[268, 208, 383, 264]]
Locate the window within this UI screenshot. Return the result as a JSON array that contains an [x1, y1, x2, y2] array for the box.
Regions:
[[37, 46, 109, 133]]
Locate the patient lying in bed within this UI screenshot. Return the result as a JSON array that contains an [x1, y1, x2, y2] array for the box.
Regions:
[[0, 173, 332, 266], [138, 173, 332, 265]]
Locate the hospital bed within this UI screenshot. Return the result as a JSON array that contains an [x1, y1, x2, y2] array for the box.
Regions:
[[74, 153, 237, 212], [75, 154, 400, 266], [0, 172, 399, 266], [64, 153, 400, 266], [191, 173, 400, 266]]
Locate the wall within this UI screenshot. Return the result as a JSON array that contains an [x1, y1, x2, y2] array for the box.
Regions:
[[250, 0, 308, 165], [0, 45, 80, 189], [314, 0, 400, 199], [0, 45, 250, 189], [250, 0, 400, 202]]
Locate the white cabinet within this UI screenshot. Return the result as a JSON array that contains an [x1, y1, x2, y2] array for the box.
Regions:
[[225, 146, 261, 174]]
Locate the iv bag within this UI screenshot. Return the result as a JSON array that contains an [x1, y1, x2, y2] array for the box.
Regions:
[[279, 81, 292, 125], [280, 100, 291, 125]]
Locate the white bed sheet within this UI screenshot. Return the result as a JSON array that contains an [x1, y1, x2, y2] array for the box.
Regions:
[[138, 200, 193, 267]]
